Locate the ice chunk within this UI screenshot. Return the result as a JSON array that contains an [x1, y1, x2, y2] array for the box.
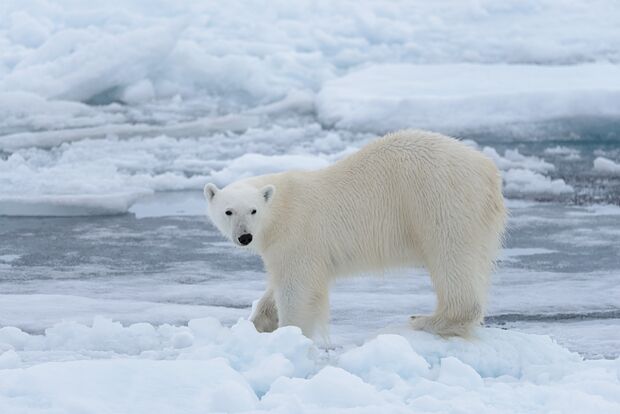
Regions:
[[503, 169, 573, 197], [594, 157, 620, 175]]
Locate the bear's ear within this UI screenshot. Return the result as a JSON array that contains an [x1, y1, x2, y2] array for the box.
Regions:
[[261, 185, 275, 203], [204, 183, 219, 201]]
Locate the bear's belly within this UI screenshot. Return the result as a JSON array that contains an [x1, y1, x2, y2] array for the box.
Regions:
[[326, 236, 425, 277]]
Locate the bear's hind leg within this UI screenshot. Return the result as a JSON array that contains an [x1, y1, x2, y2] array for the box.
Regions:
[[411, 253, 491, 337]]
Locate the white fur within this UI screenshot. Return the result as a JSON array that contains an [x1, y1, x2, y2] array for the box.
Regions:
[[205, 130, 507, 338]]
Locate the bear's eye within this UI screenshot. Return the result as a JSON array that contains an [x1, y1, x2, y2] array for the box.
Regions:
[[225, 210, 233, 216], [251, 209, 257, 215]]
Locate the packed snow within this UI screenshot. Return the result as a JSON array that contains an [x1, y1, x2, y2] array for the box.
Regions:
[[1, 317, 619, 413]]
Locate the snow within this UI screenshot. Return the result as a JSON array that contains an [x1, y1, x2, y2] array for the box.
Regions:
[[571, 204, 620, 216], [0, 193, 147, 217], [482, 147, 554, 173], [1, 318, 618, 413], [0, 113, 260, 151], [316, 63, 620, 132], [1, 196, 619, 412], [479, 147, 573, 197], [500, 248, 557, 262], [2, 0, 620, 106], [594, 157, 620, 175], [1, 197, 618, 412], [544, 146, 581, 160], [0, 294, 248, 334], [0, 1, 619, 410], [1, 0, 619, 214], [503, 169, 574, 197], [120, 79, 156, 105], [0, 122, 574, 215], [209, 153, 331, 187], [0, 122, 363, 216]]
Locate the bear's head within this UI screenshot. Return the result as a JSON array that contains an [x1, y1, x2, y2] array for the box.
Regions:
[[204, 182, 275, 250]]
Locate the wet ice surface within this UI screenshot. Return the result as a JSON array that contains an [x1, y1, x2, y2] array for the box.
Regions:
[[1, 194, 618, 359]]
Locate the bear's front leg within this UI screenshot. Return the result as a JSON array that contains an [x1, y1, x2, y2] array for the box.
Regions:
[[250, 288, 278, 333], [272, 270, 329, 338]]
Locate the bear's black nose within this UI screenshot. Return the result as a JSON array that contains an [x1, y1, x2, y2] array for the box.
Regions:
[[238, 233, 253, 245]]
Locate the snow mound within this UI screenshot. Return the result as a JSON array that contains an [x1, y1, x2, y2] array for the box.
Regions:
[[317, 63, 620, 132], [1, 317, 619, 413]]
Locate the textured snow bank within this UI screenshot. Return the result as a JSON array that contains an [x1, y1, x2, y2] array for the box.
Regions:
[[1, 317, 619, 413], [317, 63, 620, 132]]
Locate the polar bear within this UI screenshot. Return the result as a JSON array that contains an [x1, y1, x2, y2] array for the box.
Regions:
[[204, 130, 506, 338]]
